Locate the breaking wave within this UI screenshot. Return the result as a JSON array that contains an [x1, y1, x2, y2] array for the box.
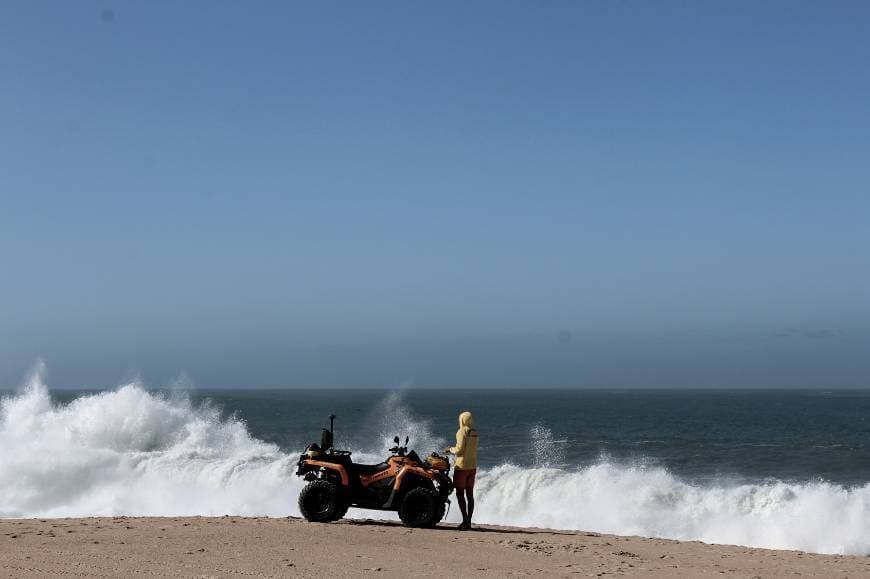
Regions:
[[474, 464, 870, 555], [0, 362, 300, 518], [2, 366, 870, 555]]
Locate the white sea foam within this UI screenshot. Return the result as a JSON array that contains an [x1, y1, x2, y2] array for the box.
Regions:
[[0, 364, 300, 518], [474, 464, 870, 555], [2, 369, 870, 555]]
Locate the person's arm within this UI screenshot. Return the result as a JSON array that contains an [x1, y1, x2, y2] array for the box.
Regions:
[[447, 428, 467, 456]]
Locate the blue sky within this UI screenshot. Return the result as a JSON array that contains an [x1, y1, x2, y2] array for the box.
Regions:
[[1, 1, 868, 388]]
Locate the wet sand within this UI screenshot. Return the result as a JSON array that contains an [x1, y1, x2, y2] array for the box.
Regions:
[[1, 516, 868, 578]]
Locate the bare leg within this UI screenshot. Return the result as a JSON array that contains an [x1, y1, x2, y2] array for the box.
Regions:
[[456, 488, 469, 529], [465, 488, 475, 529]]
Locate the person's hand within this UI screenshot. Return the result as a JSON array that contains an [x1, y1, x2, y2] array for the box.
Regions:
[[444, 447, 452, 454]]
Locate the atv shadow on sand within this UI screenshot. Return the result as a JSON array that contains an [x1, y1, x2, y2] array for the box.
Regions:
[[341, 519, 580, 536]]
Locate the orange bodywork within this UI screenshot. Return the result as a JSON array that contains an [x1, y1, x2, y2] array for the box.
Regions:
[[303, 459, 349, 486], [304, 455, 440, 490], [393, 465, 432, 491], [359, 456, 410, 487], [357, 456, 438, 489]]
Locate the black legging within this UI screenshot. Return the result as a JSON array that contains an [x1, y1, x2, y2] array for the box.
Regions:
[[456, 487, 475, 527]]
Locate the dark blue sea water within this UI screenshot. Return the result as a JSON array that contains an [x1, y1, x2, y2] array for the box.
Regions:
[[106, 388, 870, 485]]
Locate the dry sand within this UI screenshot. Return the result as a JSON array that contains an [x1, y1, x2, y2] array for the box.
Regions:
[[1, 516, 867, 578]]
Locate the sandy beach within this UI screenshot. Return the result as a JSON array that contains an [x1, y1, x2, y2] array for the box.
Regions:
[[1, 517, 867, 578]]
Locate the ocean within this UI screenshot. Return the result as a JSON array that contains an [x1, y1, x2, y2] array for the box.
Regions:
[[3, 372, 870, 555]]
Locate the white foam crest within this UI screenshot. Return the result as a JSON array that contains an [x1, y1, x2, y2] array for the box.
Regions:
[[0, 370, 301, 518], [473, 463, 870, 555]]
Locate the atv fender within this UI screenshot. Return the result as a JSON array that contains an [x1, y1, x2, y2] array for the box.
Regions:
[[394, 465, 434, 491], [301, 459, 349, 487]]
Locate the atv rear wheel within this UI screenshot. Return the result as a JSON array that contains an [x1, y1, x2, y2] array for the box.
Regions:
[[398, 487, 446, 528], [298, 480, 348, 523]]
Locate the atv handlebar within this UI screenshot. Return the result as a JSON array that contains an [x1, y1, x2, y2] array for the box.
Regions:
[[389, 434, 411, 456]]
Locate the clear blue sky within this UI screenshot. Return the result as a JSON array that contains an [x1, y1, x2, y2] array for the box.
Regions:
[[1, 1, 868, 388]]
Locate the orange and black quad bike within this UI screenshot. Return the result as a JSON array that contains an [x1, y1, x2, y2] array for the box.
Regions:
[[296, 415, 453, 527]]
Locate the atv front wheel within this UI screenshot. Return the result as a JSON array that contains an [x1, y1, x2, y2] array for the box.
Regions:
[[398, 487, 446, 528], [298, 480, 349, 523]]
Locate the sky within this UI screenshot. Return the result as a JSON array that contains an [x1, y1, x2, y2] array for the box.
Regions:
[[1, 1, 869, 388]]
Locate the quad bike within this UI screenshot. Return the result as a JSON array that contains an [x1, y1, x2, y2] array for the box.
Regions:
[[296, 415, 453, 527]]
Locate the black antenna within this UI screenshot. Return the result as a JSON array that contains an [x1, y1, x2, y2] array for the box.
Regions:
[[329, 414, 336, 449]]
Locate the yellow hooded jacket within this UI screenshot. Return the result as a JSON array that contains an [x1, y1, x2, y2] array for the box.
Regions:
[[448, 411, 479, 470]]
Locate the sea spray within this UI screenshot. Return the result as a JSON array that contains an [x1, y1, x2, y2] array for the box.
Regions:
[[530, 424, 567, 468], [361, 390, 446, 460], [0, 369, 300, 518], [3, 376, 870, 555], [473, 463, 870, 555]]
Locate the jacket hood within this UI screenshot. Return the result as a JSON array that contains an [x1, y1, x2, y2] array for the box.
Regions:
[[459, 411, 474, 428]]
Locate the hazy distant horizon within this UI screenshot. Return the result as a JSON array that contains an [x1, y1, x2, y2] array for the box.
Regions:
[[2, 368, 869, 392]]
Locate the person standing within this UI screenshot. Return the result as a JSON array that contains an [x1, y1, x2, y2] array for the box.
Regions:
[[446, 411, 479, 530]]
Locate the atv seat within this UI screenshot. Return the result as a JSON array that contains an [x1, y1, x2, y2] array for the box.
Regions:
[[353, 462, 390, 475]]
